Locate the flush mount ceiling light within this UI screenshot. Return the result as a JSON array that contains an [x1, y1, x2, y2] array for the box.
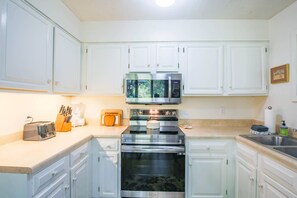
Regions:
[[155, 0, 176, 7]]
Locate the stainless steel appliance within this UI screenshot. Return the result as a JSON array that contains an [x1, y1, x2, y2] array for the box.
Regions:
[[121, 109, 185, 198], [23, 121, 56, 141], [125, 73, 182, 104]]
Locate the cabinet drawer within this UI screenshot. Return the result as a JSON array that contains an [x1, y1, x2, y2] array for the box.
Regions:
[[96, 138, 119, 151], [32, 156, 69, 195], [260, 155, 297, 193], [188, 140, 230, 153], [70, 142, 89, 167], [236, 143, 258, 167]]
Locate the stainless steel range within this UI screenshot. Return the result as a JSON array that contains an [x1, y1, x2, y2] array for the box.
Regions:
[[121, 109, 185, 198]]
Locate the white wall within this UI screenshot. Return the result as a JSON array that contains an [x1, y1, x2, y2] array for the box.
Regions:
[[263, 1, 297, 128], [82, 20, 269, 42], [0, 92, 70, 136], [25, 0, 81, 40], [72, 96, 266, 120]]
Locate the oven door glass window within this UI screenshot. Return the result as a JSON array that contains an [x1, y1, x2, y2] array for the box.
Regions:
[[121, 152, 185, 192], [126, 80, 152, 98]]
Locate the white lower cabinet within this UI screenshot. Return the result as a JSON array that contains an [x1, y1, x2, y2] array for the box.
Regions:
[[235, 143, 258, 198], [258, 155, 297, 198], [92, 138, 120, 198], [236, 142, 297, 198], [33, 174, 70, 198], [70, 142, 90, 198], [187, 139, 235, 198], [0, 142, 90, 198]]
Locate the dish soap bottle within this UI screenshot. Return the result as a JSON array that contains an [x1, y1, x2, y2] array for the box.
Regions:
[[279, 120, 289, 137]]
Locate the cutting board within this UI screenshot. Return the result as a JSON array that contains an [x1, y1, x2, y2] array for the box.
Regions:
[[100, 109, 123, 126]]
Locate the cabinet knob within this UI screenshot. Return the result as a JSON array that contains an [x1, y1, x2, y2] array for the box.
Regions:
[[249, 176, 254, 181], [157, 64, 159, 67], [147, 64, 150, 67], [51, 171, 57, 177], [64, 185, 70, 190], [80, 152, 85, 158], [73, 177, 77, 182], [207, 146, 211, 150], [258, 184, 263, 189]]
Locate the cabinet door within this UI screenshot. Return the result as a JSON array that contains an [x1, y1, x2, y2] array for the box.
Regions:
[[53, 27, 81, 94], [156, 43, 179, 72], [258, 173, 297, 198], [0, 0, 53, 92], [128, 43, 153, 72], [182, 43, 224, 95], [70, 157, 89, 198], [235, 157, 257, 198], [188, 154, 227, 198], [86, 44, 127, 95], [33, 174, 70, 198], [225, 42, 268, 95], [98, 152, 118, 198]]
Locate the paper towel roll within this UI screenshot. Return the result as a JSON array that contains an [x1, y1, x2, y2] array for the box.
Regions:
[[264, 107, 275, 133]]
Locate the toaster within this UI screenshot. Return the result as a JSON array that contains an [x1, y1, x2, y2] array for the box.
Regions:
[[23, 121, 56, 141]]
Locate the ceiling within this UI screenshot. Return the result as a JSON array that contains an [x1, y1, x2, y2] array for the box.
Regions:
[[62, 0, 297, 21]]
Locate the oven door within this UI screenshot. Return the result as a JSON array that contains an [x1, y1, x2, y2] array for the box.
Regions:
[[121, 145, 185, 198]]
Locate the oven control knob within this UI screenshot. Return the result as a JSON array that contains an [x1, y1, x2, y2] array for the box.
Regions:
[[165, 111, 171, 115], [172, 111, 177, 116], [139, 110, 143, 115]]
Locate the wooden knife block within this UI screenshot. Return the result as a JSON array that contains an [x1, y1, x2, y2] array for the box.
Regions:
[[55, 114, 72, 132]]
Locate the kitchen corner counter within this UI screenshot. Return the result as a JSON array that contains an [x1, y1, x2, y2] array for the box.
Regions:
[[0, 125, 127, 174]]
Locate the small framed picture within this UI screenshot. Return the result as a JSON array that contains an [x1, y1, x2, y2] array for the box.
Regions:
[[270, 64, 289, 84]]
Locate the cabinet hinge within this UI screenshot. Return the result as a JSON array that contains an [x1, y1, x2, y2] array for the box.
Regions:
[[178, 63, 180, 68], [183, 85, 184, 90], [86, 48, 88, 53], [178, 47, 180, 53], [98, 187, 100, 192], [128, 64, 130, 68], [128, 48, 130, 53], [98, 157, 100, 163], [266, 85, 269, 90], [226, 159, 228, 165], [226, 190, 228, 195], [265, 48, 268, 53], [85, 85, 87, 90], [183, 48, 185, 53]]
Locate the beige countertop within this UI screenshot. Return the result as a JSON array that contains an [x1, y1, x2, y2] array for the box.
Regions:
[[0, 126, 127, 174], [0, 124, 296, 174]]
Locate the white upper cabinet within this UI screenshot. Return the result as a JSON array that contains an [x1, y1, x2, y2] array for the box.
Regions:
[[85, 44, 128, 95], [156, 43, 179, 72], [53, 28, 81, 94], [128, 43, 153, 72], [128, 42, 180, 73], [182, 43, 224, 95], [0, 0, 53, 92], [225, 42, 268, 95]]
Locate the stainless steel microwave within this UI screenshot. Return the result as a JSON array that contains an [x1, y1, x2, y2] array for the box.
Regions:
[[125, 73, 182, 104]]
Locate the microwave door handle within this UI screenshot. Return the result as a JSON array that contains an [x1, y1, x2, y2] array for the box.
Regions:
[[168, 75, 172, 102]]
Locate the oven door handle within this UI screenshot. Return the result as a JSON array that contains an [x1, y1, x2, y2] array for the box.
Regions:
[[121, 145, 185, 154]]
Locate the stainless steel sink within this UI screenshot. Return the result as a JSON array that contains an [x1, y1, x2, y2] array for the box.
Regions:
[[273, 147, 297, 159], [241, 135, 297, 146]]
